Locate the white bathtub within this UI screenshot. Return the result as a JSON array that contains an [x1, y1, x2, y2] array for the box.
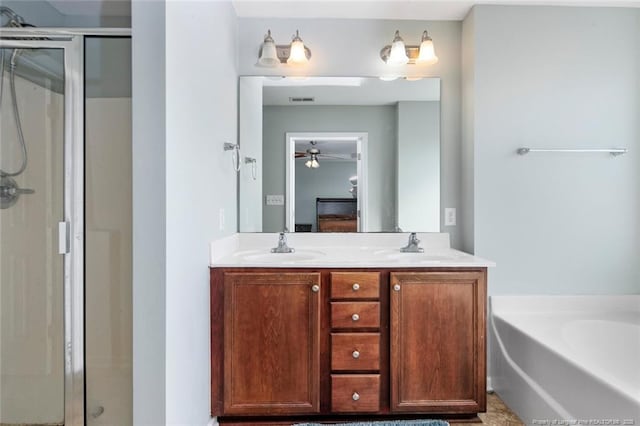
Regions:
[[490, 295, 640, 425]]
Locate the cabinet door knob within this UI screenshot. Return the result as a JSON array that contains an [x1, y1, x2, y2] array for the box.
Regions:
[[352, 283, 360, 291], [352, 350, 360, 359], [393, 284, 401, 291], [311, 284, 320, 293], [352, 392, 360, 401], [351, 313, 360, 321]]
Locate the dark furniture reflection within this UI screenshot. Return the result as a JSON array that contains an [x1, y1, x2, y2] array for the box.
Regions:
[[316, 198, 357, 232], [295, 223, 312, 232]]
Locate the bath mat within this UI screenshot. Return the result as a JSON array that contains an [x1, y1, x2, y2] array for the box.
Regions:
[[294, 421, 449, 426]]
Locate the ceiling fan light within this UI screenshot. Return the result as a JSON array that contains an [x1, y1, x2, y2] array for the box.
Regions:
[[311, 158, 320, 168]]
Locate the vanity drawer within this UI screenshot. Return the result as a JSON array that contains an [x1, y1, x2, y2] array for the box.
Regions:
[[331, 374, 380, 412], [331, 333, 380, 371], [331, 272, 380, 299], [331, 302, 380, 329]]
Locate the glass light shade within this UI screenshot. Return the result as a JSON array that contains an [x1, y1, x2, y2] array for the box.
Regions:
[[386, 31, 409, 66], [305, 153, 320, 168], [305, 157, 320, 169], [258, 39, 279, 67], [287, 30, 309, 65], [417, 39, 438, 65]]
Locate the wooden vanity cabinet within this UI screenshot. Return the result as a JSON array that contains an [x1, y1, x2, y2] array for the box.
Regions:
[[221, 272, 321, 415], [211, 268, 487, 423], [390, 272, 486, 413]]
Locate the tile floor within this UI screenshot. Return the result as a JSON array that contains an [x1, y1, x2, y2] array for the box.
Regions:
[[451, 392, 524, 426]]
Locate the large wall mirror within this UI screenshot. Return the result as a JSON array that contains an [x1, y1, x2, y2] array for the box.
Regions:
[[238, 76, 440, 233]]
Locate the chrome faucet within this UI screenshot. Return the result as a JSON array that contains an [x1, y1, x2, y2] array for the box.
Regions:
[[400, 232, 424, 253], [271, 232, 295, 253]]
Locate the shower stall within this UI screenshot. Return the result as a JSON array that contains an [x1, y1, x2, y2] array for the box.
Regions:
[[1, 15, 131, 426]]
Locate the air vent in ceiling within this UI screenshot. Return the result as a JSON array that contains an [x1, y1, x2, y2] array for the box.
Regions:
[[289, 97, 315, 103]]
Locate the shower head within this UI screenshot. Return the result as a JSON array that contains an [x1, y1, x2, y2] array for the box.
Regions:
[[0, 6, 26, 27]]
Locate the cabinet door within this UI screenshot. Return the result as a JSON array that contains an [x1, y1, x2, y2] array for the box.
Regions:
[[224, 272, 321, 415], [390, 271, 486, 413]]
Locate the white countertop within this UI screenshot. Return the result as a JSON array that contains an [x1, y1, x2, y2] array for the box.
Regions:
[[210, 233, 495, 268]]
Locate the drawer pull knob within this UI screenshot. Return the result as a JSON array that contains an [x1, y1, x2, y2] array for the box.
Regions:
[[311, 284, 320, 293], [352, 283, 360, 291], [352, 392, 360, 401], [351, 313, 360, 321], [352, 350, 360, 359], [393, 284, 401, 291]]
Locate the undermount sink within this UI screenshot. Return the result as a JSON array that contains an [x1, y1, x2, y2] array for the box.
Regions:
[[372, 249, 456, 264], [233, 249, 326, 263]]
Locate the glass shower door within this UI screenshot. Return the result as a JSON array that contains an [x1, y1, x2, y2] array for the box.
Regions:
[[0, 46, 65, 425]]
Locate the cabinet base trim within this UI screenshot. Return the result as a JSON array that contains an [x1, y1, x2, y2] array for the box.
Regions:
[[218, 414, 482, 425]]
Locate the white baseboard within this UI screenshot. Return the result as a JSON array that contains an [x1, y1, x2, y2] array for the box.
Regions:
[[487, 376, 494, 393]]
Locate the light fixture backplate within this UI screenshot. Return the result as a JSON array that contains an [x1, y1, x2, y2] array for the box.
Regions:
[[260, 45, 312, 64], [380, 45, 422, 64]]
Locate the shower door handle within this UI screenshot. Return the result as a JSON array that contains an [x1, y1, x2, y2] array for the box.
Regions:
[[58, 221, 70, 254]]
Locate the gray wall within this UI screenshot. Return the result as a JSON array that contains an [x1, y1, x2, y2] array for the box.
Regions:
[[239, 18, 464, 248], [295, 161, 357, 232], [164, 1, 238, 424], [461, 8, 476, 254], [396, 101, 440, 232], [133, 0, 238, 424], [262, 105, 397, 232], [131, 1, 165, 424], [466, 5, 640, 295]]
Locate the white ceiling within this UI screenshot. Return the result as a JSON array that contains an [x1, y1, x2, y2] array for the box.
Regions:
[[232, 0, 640, 20]]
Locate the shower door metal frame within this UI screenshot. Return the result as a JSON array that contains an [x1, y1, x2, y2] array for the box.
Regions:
[[0, 32, 85, 426]]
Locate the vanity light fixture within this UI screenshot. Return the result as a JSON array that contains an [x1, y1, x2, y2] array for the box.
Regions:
[[380, 29, 438, 65], [257, 29, 312, 67]]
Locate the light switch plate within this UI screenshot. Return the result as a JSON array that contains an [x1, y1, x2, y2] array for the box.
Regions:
[[444, 208, 456, 227], [266, 195, 285, 206]]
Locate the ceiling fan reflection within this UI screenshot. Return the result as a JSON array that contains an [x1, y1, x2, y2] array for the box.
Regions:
[[295, 140, 352, 169]]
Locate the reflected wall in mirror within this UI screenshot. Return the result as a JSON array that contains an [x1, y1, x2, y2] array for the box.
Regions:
[[238, 76, 440, 233]]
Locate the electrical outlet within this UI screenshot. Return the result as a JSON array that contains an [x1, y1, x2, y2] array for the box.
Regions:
[[266, 195, 285, 206], [219, 208, 225, 231], [444, 208, 456, 227]]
